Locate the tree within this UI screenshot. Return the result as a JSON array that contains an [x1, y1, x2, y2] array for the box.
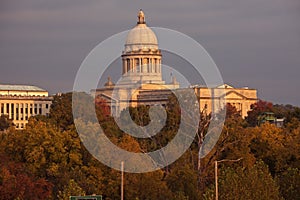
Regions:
[[246, 100, 273, 126], [276, 168, 300, 200], [166, 161, 200, 200], [0, 115, 13, 131], [0, 154, 53, 200], [203, 161, 282, 200], [49, 92, 74, 130], [57, 179, 86, 200]]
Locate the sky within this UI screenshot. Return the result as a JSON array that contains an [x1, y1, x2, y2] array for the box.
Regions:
[[0, 0, 299, 106]]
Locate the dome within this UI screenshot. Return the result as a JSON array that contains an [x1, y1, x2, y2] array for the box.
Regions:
[[124, 10, 158, 52]]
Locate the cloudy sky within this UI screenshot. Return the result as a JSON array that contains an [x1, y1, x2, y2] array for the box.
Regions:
[[0, 0, 299, 106]]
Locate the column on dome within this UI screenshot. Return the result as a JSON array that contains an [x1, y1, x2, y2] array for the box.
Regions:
[[147, 58, 151, 73], [155, 58, 159, 73], [135, 58, 140, 73], [132, 58, 135, 72], [151, 58, 154, 73], [122, 59, 126, 74], [139, 58, 142, 73], [127, 58, 130, 73], [159, 59, 162, 73]]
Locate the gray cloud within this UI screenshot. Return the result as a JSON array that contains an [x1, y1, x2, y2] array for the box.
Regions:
[[0, 0, 299, 105]]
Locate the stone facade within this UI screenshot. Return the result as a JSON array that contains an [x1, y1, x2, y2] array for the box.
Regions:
[[192, 84, 257, 118], [0, 84, 52, 129], [93, 10, 258, 118]]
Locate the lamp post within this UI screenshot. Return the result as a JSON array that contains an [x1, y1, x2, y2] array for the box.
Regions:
[[215, 158, 242, 200], [121, 161, 124, 200]]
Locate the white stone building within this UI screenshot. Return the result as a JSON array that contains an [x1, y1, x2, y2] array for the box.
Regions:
[[93, 10, 258, 117], [0, 84, 52, 129]]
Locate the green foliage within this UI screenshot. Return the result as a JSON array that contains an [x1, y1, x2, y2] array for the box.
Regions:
[[276, 168, 300, 200], [1, 93, 300, 199], [49, 93, 74, 130], [57, 179, 86, 200], [0, 115, 13, 131], [166, 162, 199, 200], [204, 161, 282, 200], [246, 100, 273, 126]]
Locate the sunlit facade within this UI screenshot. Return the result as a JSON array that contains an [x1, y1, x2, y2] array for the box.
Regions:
[[0, 84, 52, 129], [93, 10, 258, 117]]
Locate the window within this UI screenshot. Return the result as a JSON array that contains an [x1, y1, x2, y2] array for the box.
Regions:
[[46, 104, 49, 109]]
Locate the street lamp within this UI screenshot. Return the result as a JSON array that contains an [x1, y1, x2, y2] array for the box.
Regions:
[[215, 158, 242, 200]]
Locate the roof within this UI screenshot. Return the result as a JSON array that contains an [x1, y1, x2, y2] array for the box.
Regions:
[[124, 10, 158, 52], [0, 84, 46, 92]]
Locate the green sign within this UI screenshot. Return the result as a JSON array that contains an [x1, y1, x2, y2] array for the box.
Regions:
[[69, 195, 102, 200]]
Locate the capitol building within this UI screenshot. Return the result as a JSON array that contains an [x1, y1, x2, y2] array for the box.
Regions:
[[92, 10, 258, 118], [0, 10, 258, 130]]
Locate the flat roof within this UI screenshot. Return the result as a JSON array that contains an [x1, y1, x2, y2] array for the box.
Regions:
[[0, 84, 46, 92]]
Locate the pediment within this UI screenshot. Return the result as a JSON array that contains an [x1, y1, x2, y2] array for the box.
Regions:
[[221, 91, 246, 100]]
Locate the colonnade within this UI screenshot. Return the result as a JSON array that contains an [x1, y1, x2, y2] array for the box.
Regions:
[[122, 57, 162, 74]]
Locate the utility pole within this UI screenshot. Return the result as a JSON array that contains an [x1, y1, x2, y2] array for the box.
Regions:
[[215, 161, 218, 200], [215, 158, 242, 200], [121, 161, 124, 200]]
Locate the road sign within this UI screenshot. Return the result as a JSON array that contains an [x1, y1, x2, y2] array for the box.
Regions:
[[69, 195, 102, 200]]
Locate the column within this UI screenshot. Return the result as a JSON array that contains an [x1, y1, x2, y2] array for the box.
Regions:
[[124, 59, 128, 74], [131, 58, 136, 73], [126, 59, 130, 73], [13, 103, 18, 120], [159, 59, 162, 73], [151, 58, 154, 73], [7, 103, 11, 119], [122, 59, 126, 74], [140, 58, 142, 73], [147, 58, 150, 73], [3, 103, 7, 115]]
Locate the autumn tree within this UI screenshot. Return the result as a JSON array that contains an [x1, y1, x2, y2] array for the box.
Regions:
[[276, 168, 300, 200], [0, 154, 53, 200], [203, 161, 282, 200], [0, 115, 13, 131], [246, 100, 273, 126], [57, 179, 86, 200]]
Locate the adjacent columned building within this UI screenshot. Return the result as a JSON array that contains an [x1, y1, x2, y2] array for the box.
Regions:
[[93, 10, 258, 117], [0, 84, 52, 129], [192, 84, 257, 118]]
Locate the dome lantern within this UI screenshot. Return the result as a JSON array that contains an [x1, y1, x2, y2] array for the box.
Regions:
[[124, 10, 158, 52], [138, 9, 145, 24]]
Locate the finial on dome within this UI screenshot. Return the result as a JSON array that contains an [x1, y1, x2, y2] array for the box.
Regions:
[[137, 9, 145, 24]]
